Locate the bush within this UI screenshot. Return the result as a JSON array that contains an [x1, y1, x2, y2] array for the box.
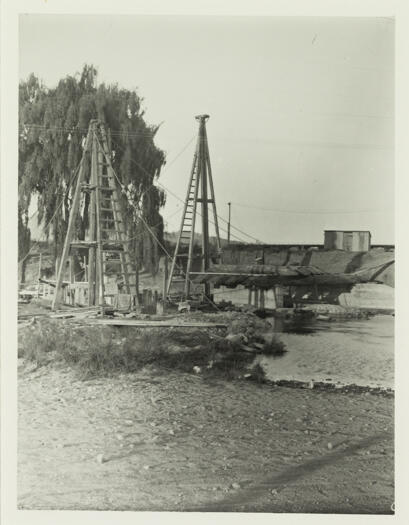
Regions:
[[18, 319, 284, 381]]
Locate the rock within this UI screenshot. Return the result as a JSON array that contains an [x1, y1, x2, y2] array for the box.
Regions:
[[96, 453, 105, 464], [193, 366, 202, 374], [309, 380, 314, 389], [225, 333, 248, 345], [143, 465, 150, 470], [260, 332, 275, 345], [327, 442, 333, 450], [271, 488, 278, 495], [231, 482, 241, 490], [116, 434, 124, 440]]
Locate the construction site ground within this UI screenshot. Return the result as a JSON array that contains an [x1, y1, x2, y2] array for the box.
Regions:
[[18, 359, 394, 513]]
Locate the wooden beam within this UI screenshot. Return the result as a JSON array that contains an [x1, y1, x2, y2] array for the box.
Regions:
[[51, 127, 92, 310]]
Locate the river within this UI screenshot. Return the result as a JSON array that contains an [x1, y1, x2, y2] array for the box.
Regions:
[[259, 314, 394, 389]]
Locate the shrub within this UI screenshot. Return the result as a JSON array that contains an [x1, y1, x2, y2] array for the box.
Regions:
[[18, 319, 284, 381]]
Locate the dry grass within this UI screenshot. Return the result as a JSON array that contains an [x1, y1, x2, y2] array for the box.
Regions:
[[18, 320, 273, 382]]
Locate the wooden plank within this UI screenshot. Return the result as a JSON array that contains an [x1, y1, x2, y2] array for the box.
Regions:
[[87, 319, 227, 328]]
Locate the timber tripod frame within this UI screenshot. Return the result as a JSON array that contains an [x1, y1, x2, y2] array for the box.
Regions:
[[52, 119, 139, 311], [166, 114, 221, 299]]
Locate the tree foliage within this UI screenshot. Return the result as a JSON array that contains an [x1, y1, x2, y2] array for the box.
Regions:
[[19, 65, 166, 273]]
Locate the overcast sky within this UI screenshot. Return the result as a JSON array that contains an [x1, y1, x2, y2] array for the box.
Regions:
[[20, 15, 394, 244]]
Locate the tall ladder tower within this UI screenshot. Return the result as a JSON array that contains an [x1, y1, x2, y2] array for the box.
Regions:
[[167, 114, 221, 299], [52, 119, 138, 311]]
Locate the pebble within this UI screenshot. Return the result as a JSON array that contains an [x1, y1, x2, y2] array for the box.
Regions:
[[231, 482, 241, 490], [96, 454, 105, 464], [116, 434, 124, 441], [271, 489, 278, 495], [327, 442, 333, 450]]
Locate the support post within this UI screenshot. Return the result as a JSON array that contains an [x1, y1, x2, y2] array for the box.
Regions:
[[254, 288, 259, 308], [94, 126, 105, 307], [51, 126, 92, 310], [37, 253, 42, 298], [162, 256, 168, 301], [227, 202, 231, 244], [260, 288, 265, 309], [199, 118, 210, 298], [88, 131, 97, 305]]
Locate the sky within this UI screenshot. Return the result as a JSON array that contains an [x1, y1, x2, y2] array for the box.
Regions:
[[19, 15, 394, 244]]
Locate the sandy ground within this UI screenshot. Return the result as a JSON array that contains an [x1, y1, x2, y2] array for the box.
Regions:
[[18, 362, 394, 513]]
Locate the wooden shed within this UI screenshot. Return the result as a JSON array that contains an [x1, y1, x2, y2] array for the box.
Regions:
[[324, 230, 371, 252]]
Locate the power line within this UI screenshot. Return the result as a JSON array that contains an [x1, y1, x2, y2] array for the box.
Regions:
[[111, 139, 253, 244], [231, 201, 392, 215], [94, 133, 220, 311], [19, 123, 158, 139], [18, 157, 84, 264]]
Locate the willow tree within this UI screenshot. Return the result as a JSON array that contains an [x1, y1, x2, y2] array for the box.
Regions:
[[19, 65, 166, 274]]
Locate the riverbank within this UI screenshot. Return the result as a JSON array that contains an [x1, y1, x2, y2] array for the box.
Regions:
[[18, 360, 394, 513]]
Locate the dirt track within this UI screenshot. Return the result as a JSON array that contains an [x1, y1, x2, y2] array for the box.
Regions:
[[18, 362, 394, 513]]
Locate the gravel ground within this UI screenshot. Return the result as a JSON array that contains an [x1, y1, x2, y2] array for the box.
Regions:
[[18, 362, 394, 513]]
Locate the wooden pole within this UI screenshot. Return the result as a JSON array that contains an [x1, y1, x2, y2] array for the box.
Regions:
[[88, 129, 97, 305], [248, 287, 252, 305], [227, 202, 231, 244], [83, 256, 88, 282], [162, 256, 168, 301], [52, 127, 92, 310], [94, 126, 105, 307], [55, 257, 59, 281], [260, 288, 265, 309], [203, 121, 221, 255], [68, 256, 74, 305], [254, 288, 259, 308], [135, 259, 140, 305], [199, 117, 210, 298], [37, 253, 42, 298]]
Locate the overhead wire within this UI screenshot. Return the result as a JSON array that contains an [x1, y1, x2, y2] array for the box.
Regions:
[[18, 156, 84, 264], [231, 201, 390, 215], [94, 133, 220, 311], [111, 138, 255, 244], [20, 122, 263, 242]]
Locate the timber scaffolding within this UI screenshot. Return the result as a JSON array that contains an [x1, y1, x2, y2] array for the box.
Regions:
[[49, 114, 394, 315], [52, 118, 142, 313]]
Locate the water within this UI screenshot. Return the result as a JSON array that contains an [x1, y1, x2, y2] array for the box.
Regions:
[[259, 315, 394, 389]]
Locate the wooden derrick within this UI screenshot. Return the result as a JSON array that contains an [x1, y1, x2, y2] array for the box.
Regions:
[[52, 120, 139, 311], [167, 114, 221, 299]]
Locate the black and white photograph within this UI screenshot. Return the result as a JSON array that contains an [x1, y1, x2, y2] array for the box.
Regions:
[[1, 1, 408, 521]]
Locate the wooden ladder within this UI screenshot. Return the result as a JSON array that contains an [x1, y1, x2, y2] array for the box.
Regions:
[[166, 114, 221, 299], [52, 119, 139, 311]]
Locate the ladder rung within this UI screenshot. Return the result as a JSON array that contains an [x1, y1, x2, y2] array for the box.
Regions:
[[100, 207, 115, 212], [103, 260, 134, 265]]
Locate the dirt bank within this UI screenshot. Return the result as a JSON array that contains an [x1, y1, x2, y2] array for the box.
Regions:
[[18, 361, 394, 513]]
